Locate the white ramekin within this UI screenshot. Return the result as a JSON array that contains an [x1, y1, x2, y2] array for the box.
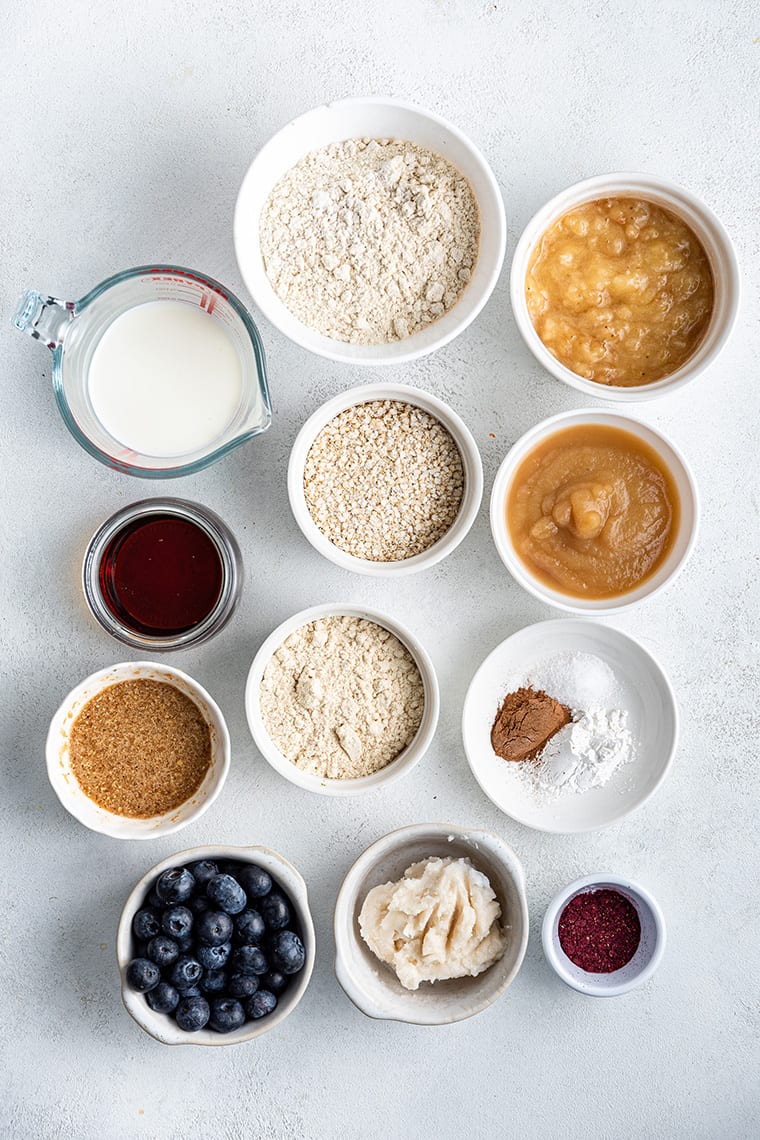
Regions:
[[234, 97, 506, 366], [245, 603, 439, 796], [46, 662, 230, 839], [542, 873, 666, 997], [333, 823, 529, 1025], [288, 383, 483, 576], [117, 844, 315, 1045], [489, 408, 700, 615], [510, 172, 740, 401]]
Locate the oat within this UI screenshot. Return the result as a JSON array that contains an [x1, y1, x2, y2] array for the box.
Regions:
[[303, 399, 465, 562], [259, 138, 480, 344]]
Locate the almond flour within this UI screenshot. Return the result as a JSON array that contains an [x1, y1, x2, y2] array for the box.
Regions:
[[259, 138, 480, 344]]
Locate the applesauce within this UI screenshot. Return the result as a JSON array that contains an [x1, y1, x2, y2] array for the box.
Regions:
[[506, 423, 680, 599], [526, 197, 714, 387]]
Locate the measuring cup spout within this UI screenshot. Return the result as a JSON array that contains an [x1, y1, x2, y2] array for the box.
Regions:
[[13, 290, 74, 350]]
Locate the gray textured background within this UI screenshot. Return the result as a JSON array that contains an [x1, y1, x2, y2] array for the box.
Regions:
[[2, 2, 758, 1137]]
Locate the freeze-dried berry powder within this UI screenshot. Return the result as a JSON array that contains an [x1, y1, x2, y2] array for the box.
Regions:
[[558, 888, 641, 973]]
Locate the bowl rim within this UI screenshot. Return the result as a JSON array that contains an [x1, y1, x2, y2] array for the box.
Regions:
[[509, 170, 741, 402], [541, 872, 667, 996], [333, 822, 530, 1024], [45, 661, 231, 839], [287, 382, 484, 576], [116, 843, 316, 1045], [488, 407, 701, 615], [233, 95, 506, 366], [461, 617, 680, 834], [245, 602, 440, 796]]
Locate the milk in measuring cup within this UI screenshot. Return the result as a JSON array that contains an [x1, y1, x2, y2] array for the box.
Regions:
[[87, 301, 243, 457]]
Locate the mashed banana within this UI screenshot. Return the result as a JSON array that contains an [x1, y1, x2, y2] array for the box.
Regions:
[[358, 857, 507, 990]]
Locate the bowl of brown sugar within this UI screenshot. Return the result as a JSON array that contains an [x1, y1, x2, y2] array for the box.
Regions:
[[46, 662, 230, 839]]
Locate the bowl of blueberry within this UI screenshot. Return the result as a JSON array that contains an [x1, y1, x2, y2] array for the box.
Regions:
[[117, 845, 315, 1045]]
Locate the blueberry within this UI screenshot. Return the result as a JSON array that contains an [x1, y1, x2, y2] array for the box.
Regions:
[[188, 860, 219, 889], [145, 982, 179, 1014], [236, 864, 272, 899], [246, 990, 277, 1020], [270, 930, 306, 975], [145, 887, 162, 910], [175, 995, 210, 1032], [169, 955, 203, 990], [175, 932, 193, 952], [228, 973, 259, 999], [161, 906, 193, 940], [262, 970, 289, 996], [197, 942, 231, 971], [156, 867, 196, 905], [175, 983, 202, 997], [231, 945, 268, 976], [126, 958, 160, 993], [206, 874, 246, 915], [260, 891, 291, 931], [208, 998, 245, 1034], [234, 909, 266, 945], [146, 935, 180, 969], [188, 895, 210, 916], [132, 908, 161, 942], [200, 969, 228, 995], [196, 910, 234, 947]]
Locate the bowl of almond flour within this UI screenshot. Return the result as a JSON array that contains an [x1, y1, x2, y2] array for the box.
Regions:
[[234, 97, 506, 365]]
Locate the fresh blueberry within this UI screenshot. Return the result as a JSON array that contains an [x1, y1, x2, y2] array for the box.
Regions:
[[206, 874, 246, 915], [270, 930, 306, 975], [246, 990, 277, 1020], [126, 958, 160, 993], [132, 908, 161, 942], [146, 935, 180, 969], [155, 867, 196, 905], [196, 910, 234, 947], [260, 890, 291, 931], [188, 860, 219, 889], [196, 942, 231, 971], [175, 932, 194, 952], [188, 895, 210, 916], [161, 906, 193, 940], [145, 982, 179, 1014], [262, 970, 289, 996], [200, 969, 228, 995], [145, 887, 162, 910], [175, 995, 210, 1032], [231, 945, 268, 976], [208, 998, 245, 1034], [234, 908, 266, 945], [174, 983, 202, 997], [169, 955, 203, 990], [228, 973, 259, 999], [236, 864, 272, 899]]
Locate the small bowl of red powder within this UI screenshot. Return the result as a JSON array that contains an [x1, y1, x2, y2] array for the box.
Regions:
[[542, 874, 666, 996]]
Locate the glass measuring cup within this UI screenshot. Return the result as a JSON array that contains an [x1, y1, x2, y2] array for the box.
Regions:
[[14, 265, 272, 477]]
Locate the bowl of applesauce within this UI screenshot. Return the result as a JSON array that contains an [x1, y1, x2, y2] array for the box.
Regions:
[[510, 173, 740, 401], [490, 409, 699, 614]]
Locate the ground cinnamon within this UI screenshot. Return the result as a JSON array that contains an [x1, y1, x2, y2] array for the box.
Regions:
[[490, 686, 571, 763]]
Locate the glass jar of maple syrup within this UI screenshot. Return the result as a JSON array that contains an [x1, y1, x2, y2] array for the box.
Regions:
[[82, 499, 243, 650]]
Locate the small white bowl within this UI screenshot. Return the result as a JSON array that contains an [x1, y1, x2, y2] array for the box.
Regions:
[[333, 823, 529, 1024], [234, 97, 506, 366], [462, 618, 679, 833], [117, 844, 315, 1045], [489, 408, 700, 615], [245, 604, 439, 796], [510, 172, 740, 401], [542, 873, 666, 996], [46, 662, 230, 839], [288, 383, 483, 576]]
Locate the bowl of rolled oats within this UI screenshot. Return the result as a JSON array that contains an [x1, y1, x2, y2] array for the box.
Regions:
[[234, 97, 506, 365], [287, 383, 483, 576]]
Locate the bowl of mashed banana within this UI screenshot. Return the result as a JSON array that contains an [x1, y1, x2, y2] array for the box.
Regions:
[[333, 823, 528, 1025], [510, 172, 740, 401]]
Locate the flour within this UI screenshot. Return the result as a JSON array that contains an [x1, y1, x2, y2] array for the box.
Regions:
[[259, 616, 424, 779]]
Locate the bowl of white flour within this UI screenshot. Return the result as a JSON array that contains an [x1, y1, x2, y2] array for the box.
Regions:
[[234, 97, 506, 365]]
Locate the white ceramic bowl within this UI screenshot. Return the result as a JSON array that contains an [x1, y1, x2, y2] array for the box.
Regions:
[[46, 662, 230, 839], [117, 844, 315, 1045], [489, 408, 700, 615], [234, 97, 506, 365], [510, 172, 740, 401], [288, 383, 483, 576], [333, 824, 529, 1024], [542, 873, 666, 996], [462, 619, 679, 833], [245, 604, 439, 796]]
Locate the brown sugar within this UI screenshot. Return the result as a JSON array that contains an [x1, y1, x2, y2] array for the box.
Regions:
[[69, 679, 211, 818], [490, 687, 572, 763]]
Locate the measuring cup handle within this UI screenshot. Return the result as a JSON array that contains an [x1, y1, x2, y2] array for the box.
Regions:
[[13, 290, 74, 349]]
